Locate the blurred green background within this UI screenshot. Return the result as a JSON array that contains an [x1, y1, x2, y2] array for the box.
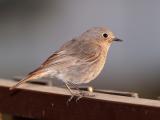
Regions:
[[0, 0, 159, 99]]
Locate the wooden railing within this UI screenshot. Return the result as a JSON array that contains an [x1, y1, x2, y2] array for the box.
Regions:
[[0, 79, 159, 120]]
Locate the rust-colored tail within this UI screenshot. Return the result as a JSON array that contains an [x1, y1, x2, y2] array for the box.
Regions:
[[9, 68, 47, 90], [9, 76, 33, 90]]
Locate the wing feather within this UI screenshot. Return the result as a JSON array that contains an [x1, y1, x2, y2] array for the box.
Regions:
[[29, 39, 102, 75]]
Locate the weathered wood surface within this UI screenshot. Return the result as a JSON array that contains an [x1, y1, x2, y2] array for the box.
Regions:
[[0, 79, 159, 120]]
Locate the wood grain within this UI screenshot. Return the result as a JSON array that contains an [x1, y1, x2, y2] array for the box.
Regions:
[[0, 79, 159, 120]]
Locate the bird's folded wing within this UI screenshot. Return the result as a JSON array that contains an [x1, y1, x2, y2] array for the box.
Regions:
[[28, 39, 102, 75], [43, 39, 101, 65]]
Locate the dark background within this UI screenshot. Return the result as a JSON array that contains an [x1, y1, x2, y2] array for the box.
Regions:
[[0, 0, 159, 99]]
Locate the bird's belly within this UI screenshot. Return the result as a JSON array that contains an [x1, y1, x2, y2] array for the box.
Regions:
[[56, 58, 106, 84]]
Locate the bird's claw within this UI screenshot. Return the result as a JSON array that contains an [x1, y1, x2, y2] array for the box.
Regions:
[[67, 91, 95, 103], [67, 95, 74, 104]]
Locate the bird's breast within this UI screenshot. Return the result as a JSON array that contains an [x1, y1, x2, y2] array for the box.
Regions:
[[69, 50, 108, 84], [54, 45, 109, 84], [85, 52, 107, 82]]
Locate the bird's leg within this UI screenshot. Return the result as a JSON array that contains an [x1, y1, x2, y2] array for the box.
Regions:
[[64, 82, 75, 103], [68, 82, 81, 92], [67, 82, 95, 102], [67, 82, 83, 102], [69, 83, 94, 96], [63, 80, 81, 103], [64, 82, 74, 95], [64, 81, 95, 103]]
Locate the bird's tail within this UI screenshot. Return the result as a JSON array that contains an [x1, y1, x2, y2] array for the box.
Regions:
[[9, 69, 47, 90], [9, 76, 32, 90]]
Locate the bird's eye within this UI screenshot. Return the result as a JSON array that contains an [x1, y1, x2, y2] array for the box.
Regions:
[[103, 33, 108, 38]]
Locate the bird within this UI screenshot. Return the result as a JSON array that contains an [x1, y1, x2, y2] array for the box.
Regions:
[[9, 27, 122, 100]]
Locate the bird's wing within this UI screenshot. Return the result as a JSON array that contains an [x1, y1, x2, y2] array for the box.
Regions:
[[44, 39, 101, 65], [41, 39, 78, 67], [28, 39, 78, 75], [29, 39, 102, 75], [9, 40, 78, 90]]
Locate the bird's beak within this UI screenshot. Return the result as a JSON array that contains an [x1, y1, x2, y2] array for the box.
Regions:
[[113, 38, 123, 42]]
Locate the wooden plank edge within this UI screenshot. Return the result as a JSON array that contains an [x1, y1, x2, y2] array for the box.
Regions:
[[0, 78, 159, 108]]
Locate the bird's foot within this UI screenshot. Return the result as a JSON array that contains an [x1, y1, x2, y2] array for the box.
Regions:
[[76, 91, 95, 102], [67, 91, 95, 104], [67, 95, 74, 103], [66, 92, 81, 104]]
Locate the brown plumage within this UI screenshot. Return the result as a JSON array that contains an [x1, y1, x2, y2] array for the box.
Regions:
[[9, 27, 122, 98]]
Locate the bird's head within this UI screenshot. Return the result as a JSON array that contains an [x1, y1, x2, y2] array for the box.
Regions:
[[81, 27, 122, 47]]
